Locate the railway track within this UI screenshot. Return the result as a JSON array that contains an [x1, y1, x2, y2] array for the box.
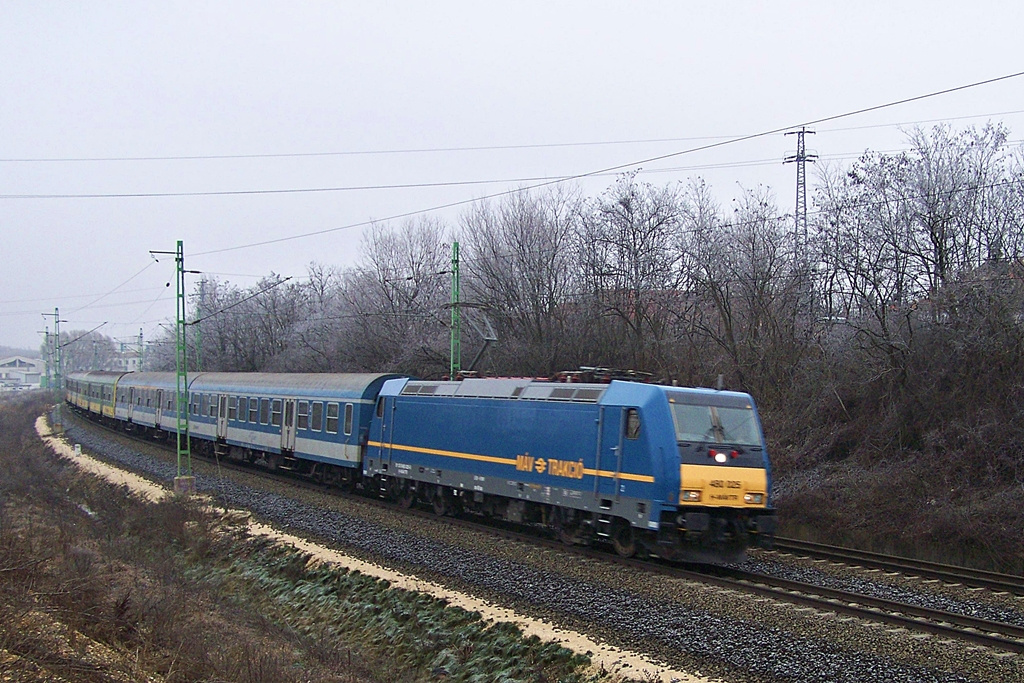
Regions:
[[772, 536, 1024, 596], [65, 410, 1024, 656]]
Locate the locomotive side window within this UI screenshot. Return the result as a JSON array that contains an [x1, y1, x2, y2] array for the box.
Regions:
[[311, 402, 324, 431], [376, 397, 384, 418], [344, 403, 353, 435], [297, 401, 309, 429], [625, 408, 641, 440], [271, 399, 282, 427], [325, 402, 339, 434], [259, 398, 270, 425]]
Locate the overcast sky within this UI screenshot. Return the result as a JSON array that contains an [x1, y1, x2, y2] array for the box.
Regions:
[[2, 2, 1022, 352]]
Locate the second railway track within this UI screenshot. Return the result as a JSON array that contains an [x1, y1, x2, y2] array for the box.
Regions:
[[772, 536, 1024, 596]]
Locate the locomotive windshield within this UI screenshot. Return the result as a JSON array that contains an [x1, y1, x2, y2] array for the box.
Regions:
[[670, 403, 761, 447]]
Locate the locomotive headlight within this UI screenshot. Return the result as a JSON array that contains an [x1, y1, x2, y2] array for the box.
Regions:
[[744, 493, 764, 504], [713, 451, 727, 463], [681, 490, 702, 502]]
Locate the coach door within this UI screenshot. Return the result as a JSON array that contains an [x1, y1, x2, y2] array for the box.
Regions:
[[217, 395, 229, 439], [155, 390, 164, 426], [127, 387, 135, 421], [281, 399, 297, 452]]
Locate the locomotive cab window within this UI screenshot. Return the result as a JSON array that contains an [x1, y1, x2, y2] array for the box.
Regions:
[[326, 402, 339, 434], [625, 408, 641, 440], [376, 397, 384, 418], [669, 402, 760, 446]]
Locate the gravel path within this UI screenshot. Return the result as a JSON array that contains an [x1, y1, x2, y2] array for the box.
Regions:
[[61, 416, 1024, 683]]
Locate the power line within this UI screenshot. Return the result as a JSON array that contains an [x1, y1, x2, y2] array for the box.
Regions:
[[189, 70, 1024, 258], [3, 109, 1023, 164]]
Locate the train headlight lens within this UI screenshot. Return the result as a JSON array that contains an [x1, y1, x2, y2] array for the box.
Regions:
[[681, 490, 702, 502], [744, 493, 764, 504], [713, 450, 727, 463]]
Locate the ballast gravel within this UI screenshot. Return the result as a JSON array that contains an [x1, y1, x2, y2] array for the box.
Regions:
[[60, 418, 1024, 683]]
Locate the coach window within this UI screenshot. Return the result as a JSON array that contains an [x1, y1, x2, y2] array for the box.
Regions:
[[228, 397, 237, 420], [326, 402, 339, 434], [311, 402, 324, 432], [236, 397, 246, 423], [297, 401, 309, 429], [625, 408, 641, 440], [209, 396, 218, 418], [344, 403, 353, 436], [260, 398, 270, 425], [167, 398, 174, 411], [271, 399, 282, 427], [248, 398, 258, 423]]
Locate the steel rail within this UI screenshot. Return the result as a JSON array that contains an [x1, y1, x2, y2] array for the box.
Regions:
[[773, 537, 1024, 596]]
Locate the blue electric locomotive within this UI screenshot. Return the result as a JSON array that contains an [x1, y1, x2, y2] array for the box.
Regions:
[[364, 377, 774, 561]]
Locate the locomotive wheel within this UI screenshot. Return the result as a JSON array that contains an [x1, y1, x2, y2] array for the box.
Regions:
[[432, 488, 448, 516], [557, 509, 580, 545], [398, 485, 416, 509], [611, 519, 637, 558]]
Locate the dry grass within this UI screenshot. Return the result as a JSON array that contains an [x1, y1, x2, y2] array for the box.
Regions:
[[0, 394, 613, 683]]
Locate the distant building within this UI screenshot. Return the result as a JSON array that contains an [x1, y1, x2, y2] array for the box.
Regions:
[[0, 356, 44, 389], [113, 346, 144, 372]]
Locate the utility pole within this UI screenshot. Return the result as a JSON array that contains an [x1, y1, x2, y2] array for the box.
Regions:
[[151, 241, 196, 495], [785, 127, 818, 321], [450, 242, 461, 379], [41, 308, 66, 431], [40, 326, 51, 389], [138, 329, 144, 371], [784, 127, 817, 265], [195, 278, 204, 371]]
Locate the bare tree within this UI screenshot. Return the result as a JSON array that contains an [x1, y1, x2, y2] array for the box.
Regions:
[[461, 186, 585, 375]]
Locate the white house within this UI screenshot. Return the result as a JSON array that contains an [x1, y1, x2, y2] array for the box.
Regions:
[[0, 356, 44, 389]]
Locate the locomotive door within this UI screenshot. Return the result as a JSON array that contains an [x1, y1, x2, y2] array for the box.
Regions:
[[281, 399, 297, 452], [373, 396, 396, 471], [217, 395, 229, 439], [593, 406, 625, 502]]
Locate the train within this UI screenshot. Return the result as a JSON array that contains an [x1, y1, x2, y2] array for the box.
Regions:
[[64, 370, 776, 563]]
